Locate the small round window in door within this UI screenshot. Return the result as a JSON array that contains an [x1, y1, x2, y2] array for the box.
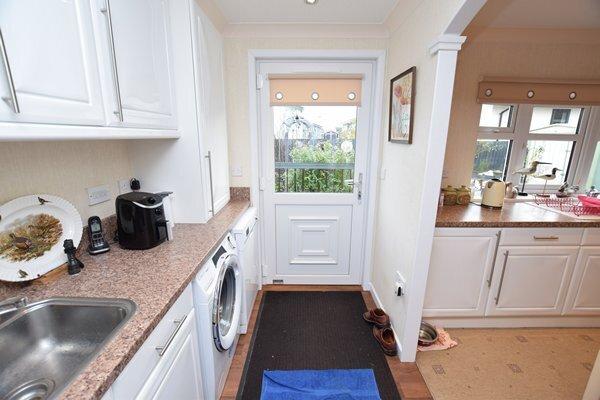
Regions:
[[213, 256, 242, 351]]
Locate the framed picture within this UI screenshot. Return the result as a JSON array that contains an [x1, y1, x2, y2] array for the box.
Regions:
[[388, 66, 416, 144]]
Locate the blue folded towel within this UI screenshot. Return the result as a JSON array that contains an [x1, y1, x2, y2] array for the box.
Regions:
[[260, 369, 381, 400]]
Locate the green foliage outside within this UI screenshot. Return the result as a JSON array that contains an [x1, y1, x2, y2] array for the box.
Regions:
[[276, 142, 355, 192]]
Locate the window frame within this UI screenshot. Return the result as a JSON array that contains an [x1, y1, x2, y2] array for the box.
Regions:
[[476, 104, 592, 193], [477, 103, 518, 134]]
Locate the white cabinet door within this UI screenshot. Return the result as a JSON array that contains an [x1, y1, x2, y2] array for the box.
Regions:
[[191, 3, 230, 217], [423, 230, 500, 317], [0, 0, 104, 125], [97, 0, 176, 129], [486, 246, 578, 316], [563, 247, 600, 315], [152, 332, 203, 400]]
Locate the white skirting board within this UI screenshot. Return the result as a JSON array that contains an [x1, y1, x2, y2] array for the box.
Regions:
[[365, 282, 403, 357], [425, 316, 600, 329]]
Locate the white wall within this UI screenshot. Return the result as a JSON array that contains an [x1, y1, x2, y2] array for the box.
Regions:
[[443, 28, 600, 187], [0, 141, 133, 221], [370, 0, 464, 359], [223, 37, 387, 187]]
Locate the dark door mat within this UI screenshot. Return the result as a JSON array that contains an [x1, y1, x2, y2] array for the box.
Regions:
[[237, 291, 401, 399]]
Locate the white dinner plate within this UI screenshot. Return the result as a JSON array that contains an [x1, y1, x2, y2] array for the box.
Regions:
[[0, 194, 83, 282]]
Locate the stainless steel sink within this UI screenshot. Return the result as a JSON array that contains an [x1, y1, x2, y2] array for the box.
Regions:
[[0, 297, 136, 400]]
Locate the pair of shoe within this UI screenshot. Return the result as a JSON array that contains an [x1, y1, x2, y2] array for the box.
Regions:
[[362, 308, 398, 356]]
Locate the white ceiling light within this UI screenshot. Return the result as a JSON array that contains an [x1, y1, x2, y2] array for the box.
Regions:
[[305, 0, 318, 5]]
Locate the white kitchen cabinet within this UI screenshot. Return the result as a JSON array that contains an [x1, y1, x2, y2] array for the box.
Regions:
[[423, 229, 500, 317], [94, 0, 176, 129], [137, 309, 203, 400], [191, 2, 230, 216], [111, 286, 203, 400], [486, 246, 578, 316], [0, 0, 105, 126], [563, 247, 600, 315]]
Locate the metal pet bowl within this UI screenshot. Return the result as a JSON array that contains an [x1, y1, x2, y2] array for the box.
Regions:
[[418, 321, 438, 346]]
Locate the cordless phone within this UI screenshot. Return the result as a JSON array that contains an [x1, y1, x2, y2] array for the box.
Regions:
[[87, 216, 110, 255]]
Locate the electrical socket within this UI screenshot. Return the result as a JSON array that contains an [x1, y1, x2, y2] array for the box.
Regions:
[[118, 179, 131, 194], [231, 165, 243, 177], [87, 185, 111, 206]]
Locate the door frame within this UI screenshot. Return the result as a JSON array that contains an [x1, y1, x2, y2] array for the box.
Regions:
[[247, 50, 386, 289]]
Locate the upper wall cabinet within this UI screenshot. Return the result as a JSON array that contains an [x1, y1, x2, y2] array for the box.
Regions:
[[0, 0, 105, 125], [94, 0, 176, 129]]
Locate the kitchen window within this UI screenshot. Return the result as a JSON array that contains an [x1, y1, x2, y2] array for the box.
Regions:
[[471, 104, 591, 197]]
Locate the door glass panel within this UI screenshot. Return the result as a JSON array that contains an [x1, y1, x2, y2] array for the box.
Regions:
[[523, 140, 574, 185], [529, 106, 584, 134], [273, 106, 357, 193]]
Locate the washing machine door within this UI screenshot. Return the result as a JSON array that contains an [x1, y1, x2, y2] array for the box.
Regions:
[[212, 253, 242, 352]]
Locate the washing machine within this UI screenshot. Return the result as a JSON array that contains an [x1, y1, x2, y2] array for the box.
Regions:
[[231, 207, 259, 334], [193, 233, 242, 400]]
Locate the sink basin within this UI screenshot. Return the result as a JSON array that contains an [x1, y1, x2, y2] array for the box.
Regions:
[[0, 297, 136, 400]]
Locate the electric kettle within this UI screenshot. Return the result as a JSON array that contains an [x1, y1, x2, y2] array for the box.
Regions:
[[481, 179, 506, 208]]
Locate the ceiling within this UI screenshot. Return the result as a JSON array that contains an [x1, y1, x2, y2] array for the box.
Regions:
[[470, 0, 600, 29], [214, 0, 400, 24]]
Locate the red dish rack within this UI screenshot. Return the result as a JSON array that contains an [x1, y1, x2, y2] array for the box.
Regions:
[[533, 195, 600, 216]]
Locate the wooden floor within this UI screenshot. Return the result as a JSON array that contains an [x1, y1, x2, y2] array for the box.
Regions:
[[220, 285, 432, 400]]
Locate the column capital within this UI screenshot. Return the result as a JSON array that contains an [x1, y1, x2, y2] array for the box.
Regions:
[[429, 34, 466, 55]]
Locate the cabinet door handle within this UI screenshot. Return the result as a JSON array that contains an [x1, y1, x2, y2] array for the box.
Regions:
[[494, 250, 509, 305], [155, 314, 187, 356], [100, 0, 124, 122], [533, 236, 559, 240], [205, 151, 215, 216], [487, 230, 502, 287], [0, 29, 20, 114]]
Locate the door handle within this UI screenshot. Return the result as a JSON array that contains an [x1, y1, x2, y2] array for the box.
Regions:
[[155, 314, 188, 356], [494, 250, 509, 305], [205, 151, 215, 216], [346, 173, 363, 201], [0, 29, 20, 114], [533, 236, 559, 240], [100, 0, 124, 122], [487, 230, 502, 287]]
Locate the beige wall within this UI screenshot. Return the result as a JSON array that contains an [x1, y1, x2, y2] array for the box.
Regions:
[[370, 0, 463, 355], [0, 141, 133, 221], [443, 28, 600, 187], [223, 37, 387, 187]]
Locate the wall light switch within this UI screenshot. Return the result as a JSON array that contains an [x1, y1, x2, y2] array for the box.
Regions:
[[87, 185, 111, 206], [231, 166, 243, 177]]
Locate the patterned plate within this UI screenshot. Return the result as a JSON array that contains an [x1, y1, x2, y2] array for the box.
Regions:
[[0, 194, 82, 282]]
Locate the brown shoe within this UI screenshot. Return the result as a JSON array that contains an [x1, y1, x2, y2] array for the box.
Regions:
[[372, 326, 398, 356], [362, 308, 390, 328]]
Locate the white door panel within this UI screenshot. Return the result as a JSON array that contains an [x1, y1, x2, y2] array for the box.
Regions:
[[100, 0, 176, 128], [486, 246, 578, 316], [0, 0, 104, 125], [276, 205, 352, 276], [423, 234, 497, 317], [259, 61, 374, 285], [564, 247, 600, 315]]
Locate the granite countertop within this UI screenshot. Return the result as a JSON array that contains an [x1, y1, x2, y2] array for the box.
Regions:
[[436, 202, 600, 228], [0, 200, 250, 400]]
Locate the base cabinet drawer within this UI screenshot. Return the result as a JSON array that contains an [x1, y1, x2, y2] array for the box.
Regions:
[[485, 246, 578, 316], [111, 285, 194, 399], [500, 228, 583, 247], [563, 247, 600, 315]]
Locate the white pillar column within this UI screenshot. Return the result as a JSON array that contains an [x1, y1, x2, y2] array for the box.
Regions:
[[400, 34, 466, 362]]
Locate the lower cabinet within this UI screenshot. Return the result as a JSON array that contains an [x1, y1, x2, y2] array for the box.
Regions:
[[423, 229, 499, 317], [485, 246, 578, 316], [564, 247, 600, 315], [109, 285, 203, 399]]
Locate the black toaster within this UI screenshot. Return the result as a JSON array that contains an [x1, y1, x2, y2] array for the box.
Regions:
[[116, 192, 168, 250]]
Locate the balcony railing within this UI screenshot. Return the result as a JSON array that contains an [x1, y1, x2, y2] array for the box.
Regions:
[[274, 162, 354, 193]]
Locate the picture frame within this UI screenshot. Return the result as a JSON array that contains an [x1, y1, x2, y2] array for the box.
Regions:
[[388, 66, 416, 144]]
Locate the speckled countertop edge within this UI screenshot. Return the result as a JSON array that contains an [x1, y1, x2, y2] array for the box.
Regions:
[[0, 200, 250, 400], [436, 202, 600, 228]]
